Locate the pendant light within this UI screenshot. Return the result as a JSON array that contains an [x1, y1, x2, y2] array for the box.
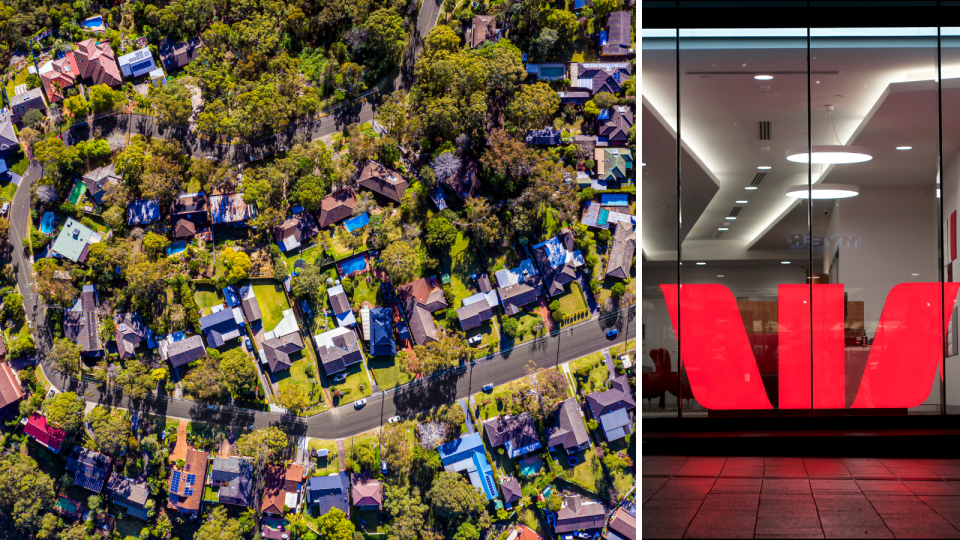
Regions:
[[786, 105, 873, 164]]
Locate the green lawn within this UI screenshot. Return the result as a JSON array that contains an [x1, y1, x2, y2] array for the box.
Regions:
[[352, 278, 380, 307], [251, 279, 290, 330], [476, 379, 528, 420], [194, 284, 222, 314], [0, 177, 16, 202], [558, 281, 588, 315], [308, 439, 340, 475], [557, 448, 609, 496], [479, 244, 514, 274], [276, 352, 323, 405], [442, 232, 485, 307], [571, 352, 608, 395], [466, 319, 500, 356], [504, 312, 546, 346], [329, 363, 373, 405], [369, 356, 413, 390], [610, 339, 636, 359], [6, 148, 28, 177], [5, 68, 29, 98], [598, 267, 636, 308], [283, 242, 325, 272]]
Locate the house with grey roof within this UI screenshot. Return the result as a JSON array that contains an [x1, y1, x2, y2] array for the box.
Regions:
[[64, 285, 102, 356], [554, 493, 606, 533], [159, 37, 203, 71], [397, 277, 448, 346], [605, 221, 636, 280], [570, 62, 632, 95], [160, 334, 207, 368], [456, 288, 498, 332], [66, 446, 112, 493], [275, 211, 318, 252], [601, 11, 633, 57], [209, 457, 254, 507], [327, 284, 356, 327], [307, 472, 350, 516], [598, 105, 633, 147], [482, 413, 542, 459], [525, 127, 561, 146], [114, 312, 149, 360], [107, 475, 151, 520], [238, 283, 262, 323], [586, 375, 635, 442], [314, 327, 364, 376], [51, 218, 102, 263], [9, 87, 46, 126], [82, 164, 121, 206], [261, 308, 304, 373], [200, 308, 242, 347], [495, 259, 543, 317], [0, 121, 19, 152], [546, 398, 591, 454]]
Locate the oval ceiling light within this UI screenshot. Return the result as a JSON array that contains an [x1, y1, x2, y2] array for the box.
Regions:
[[696, 262, 707, 265], [736, 200, 748, 203], [781, 261, 791, 265], [786, 145, 873, 164], [758, 166, 772, 170], [754, 75, 774, 80], [784, 183, 860, 199], [718, 227, 729, 231], [896, 146, 912, 150], [745, 186, 758, 190], [725, 217, 737, 220]]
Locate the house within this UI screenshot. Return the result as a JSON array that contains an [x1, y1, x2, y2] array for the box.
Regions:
[[368, 307, 397, 357], [24, 412, 66, 453], [172, 193, 210, 239], [51, 218, 102, 263], [238, 283, 262, 323], [586, 375, 636, 442], [307, 472, 350, 516], [261, 308, 304, 373], [200, 308, 242, 347], [495, 259, 543, 316], [149, 68, 167, 87], [159, 37, 203, 71], [209, 457, 254, 507], [456, 288, 498, 331], [327, 284, 356, 326], [275, 212, 319, 252], [317, 188, 356, 228], [9, 87, 46, 125], [73, 39, 122, 88], [39, 54, 79, 103], [525, 63, 567, 81], [223, 285, 240, 307], [525, 128, 561, 146], [602, 11, 633, 57], [532, 230, 585, 297], [605, 221, 636, 280], [441, 156, 481, 200], [209, 193, 259, 225], [0, 122, 18, 152], [397, 277, 448, 346], [579, 200, 635, 229], [261, 463, 303, 515], [351, 474, 383, 511], [506, 525, 545, 540], [107, 475, 151, 520], [159, 334, 207, 368], [314, 327, 364, 376], [114, 312, 149, 360], [595, 148, 634, 183], [570, 62, 632, 95], [168, 448, 208, 515], [0, 362, 25, 413], [554, 493, 606, 532], [358, 161, 408, 203], [482, 413, 542, 459], [546, 398, 591, 454], [500, 476, 522, 507], [66, 446, 112, 493], [436, 433, 498, 500], [127, 199, 160, 226], [558, 90, 591, 105], [82, 164, 121, 206], [118, 47, 159, 78], [469, 15, 500, 48], [598, 106, 633, 147], [64, 285, 103, 356], [605, 506, 637, 540]]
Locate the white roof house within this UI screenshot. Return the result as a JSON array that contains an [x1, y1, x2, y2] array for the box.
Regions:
[[118, 47, 158, 79]]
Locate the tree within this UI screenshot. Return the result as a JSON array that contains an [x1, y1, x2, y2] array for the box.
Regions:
[[431, 152, 460, 180], [507, 83, 560, 131], [85, 406, 131, 454], [546, 9, 579, 40], [116, 360, 156, 399], [276, 384, 309, 414], [182, 355, 226, 400], [592, 91, 618, 110], [428, 471, 486, 519], [141, 153, 184, 209], [115, 135, 148, 185], [2, 292, 24, 325], [236, 426, 288, 460], [379, 241, 419, 284], [142, 232, 170, 260], [125, 253, 171, 306], [531, 28, 558, 61], [426, 217, 457, 249], [36, 513, 61, 540], [459, 197, 501, 246], [102, 205, 126, 230], [350, 439, 379, 473], [408, 330, 470, 376], [149, 81, 193, 126], [592, 0, 621, 18], [501, 317, 519, 338], [365, 9, 406, 68], [220, 348, 258, 397], [384, 485, 432, 540], [382, 422, 412, 471], [454, 522, 480, 540], [221, 248, 252, 284], [611, 282, 626, 297], [318, 507, 355, 540], [62, 94, 89, 118], [292, 175, 327, 212], [40, 392, 84, 432], [195, 506, 253, 540], [22, 109, 45, 129], [88, 84, 124, 113], [0, 453, 56, 532], [525, 363, 569, 420], [583, 100, 601, 119], [291, 265, 327, 304], [87, 494, 103, 515]]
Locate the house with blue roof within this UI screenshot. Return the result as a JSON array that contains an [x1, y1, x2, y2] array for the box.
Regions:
[[307, 472, 350, 516], [368, 307, 396, 357], [436, 433, 499, 501], [532, 229, 585, 297], [127, 199, 160, 226], [222, 285, 239, 308], [200, 307, 241, 348]]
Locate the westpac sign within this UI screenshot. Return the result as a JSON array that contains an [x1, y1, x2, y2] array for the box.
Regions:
[[659, 283, 960, 410]]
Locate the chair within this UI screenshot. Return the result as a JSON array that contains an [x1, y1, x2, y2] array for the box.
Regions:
[[643, 348, 671, 401]]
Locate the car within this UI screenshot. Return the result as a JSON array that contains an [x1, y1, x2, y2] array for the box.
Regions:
[[355, 399, 367, 409], [204, 155, 220, 161], [387, 416, 401, 423], [249, 153, 262, 162], [244, 337, 253, 351], [381, 459, 388, 474], [333, 373, 347, 382], [482, 384, 494, 392], [606, 328, 619, 338], [278, 145, 287, 152], [575, 532, 591, 539], [468, 335, 482, 345]]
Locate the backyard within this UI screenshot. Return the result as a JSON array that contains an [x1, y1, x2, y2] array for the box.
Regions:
[[557, 448, 610, 496], [252, 279, 290, 330], [329, 363, 373, 406], [194, 284, 222, 315], [503, 311, 546, 346], [351, 277, 380, 307], [369, 356, 413, 390], [557, 282, 588, 315], [571, 351, 609, 395], [307, 439, 340, 475], [441, 232, 486, 307]]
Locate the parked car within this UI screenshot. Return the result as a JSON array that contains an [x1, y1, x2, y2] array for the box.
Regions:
[[204, 155, 219, 161], [387, 416, 401, 423], [333, 373, 347, 382], [606, 328, 619, 338], [575, 532, 591, 539], [244, 337, 253, 351], [381, 459, 388, 474], [482, 384, 494, 392], [468, 335, 482, 345], [249, 153, 262, 162], [278, 145, 287, 152], [355, 399, 367, 409]]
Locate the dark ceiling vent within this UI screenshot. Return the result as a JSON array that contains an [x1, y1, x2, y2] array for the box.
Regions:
[[713, 230, 725, 239], [729, 206, 742, 217], [758, 121, 771, 140], [750, 173, 766, 186]]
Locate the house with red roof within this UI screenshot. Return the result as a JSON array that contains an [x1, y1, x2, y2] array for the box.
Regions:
[[40, 39, 121, 103], [23, 412, 66, 453]]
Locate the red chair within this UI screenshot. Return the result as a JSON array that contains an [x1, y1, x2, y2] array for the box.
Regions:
[[643, 348, 671, 400]]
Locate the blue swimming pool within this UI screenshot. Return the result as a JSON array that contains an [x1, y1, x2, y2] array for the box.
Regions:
[[340, 256, 367, 276], [601, 193, 629, 206], [597, 209, 610, 227], [165, 241, 186, 255], [39, 212, 57, 234], [81, 15, 103, 28], [344, 212, 369, 233]]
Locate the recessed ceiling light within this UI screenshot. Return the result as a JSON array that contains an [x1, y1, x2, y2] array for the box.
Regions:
[[725, 217, 737, 220], [782, 261, 791, 264], [717, 275, 724, 278], [718, 227, 728, 231], [758, 166, 772, 170], [754, 75, 774, 80], [896, 146, 912, 151], [736, 200, 748, 204], [697, 262, 706, 265], [912, 273, 919, 276], [642, 162, 647, 166], [745, 186, 758, 190]]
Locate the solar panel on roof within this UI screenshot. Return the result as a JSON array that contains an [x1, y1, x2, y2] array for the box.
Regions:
[[171, 471, 181, 492], [186, 473, 196, 485], [184, 487, 193, 496]]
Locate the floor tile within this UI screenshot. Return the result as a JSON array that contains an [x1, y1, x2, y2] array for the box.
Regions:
[[759, 498, 817, 514], [856, 480, 911, 493], [644, 465, 683, 477], [904, 481, 960, 496], [879, 515, 960, 538], [922, 496, 960, 508], [813, 494, 872, 512], [699, 493, 760, 511], [930, 508, 960, 530], [686, 457, 728, 467], [720, 467, 765, 478], [818, 510, 886, 528], [865, 495, 938, 516], [766, 457, 805, 466], [755, 531, 824, 539], [676, 466, 723, 478], [762, 478, 811, 493], [888, 467, 941, 480], [724, 457, 765, 467], [648, 489, 712, 501], [821, 526, 893, 538], [683, 510, 756, 539], [755, 513, 823, 534], [644, 498, 706, 508], [711, 478, 763, 493], [879, 459, 925, 469], [811, 479, 862, 493], [641, 506, 701, 538], [765, 466, 809, 478], [760, 493, 816, 501], [645, 456, 691, 466]]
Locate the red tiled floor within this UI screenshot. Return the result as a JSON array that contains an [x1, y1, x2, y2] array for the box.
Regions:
[[721, 467, 766, 478], [810, 480, 862, 493], [699, 493, 761, 511], [711, 478, 763, 493], [685, 510, 757, 539], [904, 481, 960, 496]]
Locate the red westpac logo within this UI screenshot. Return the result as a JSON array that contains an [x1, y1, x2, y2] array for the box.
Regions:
[[659, 283, 960, 410]]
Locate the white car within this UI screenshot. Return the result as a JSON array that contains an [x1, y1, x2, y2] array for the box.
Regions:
[[333, 373, 347, 382], [468, 335, 482, 345], [355, 399, 367, 409], [387, 416, 401, 423]]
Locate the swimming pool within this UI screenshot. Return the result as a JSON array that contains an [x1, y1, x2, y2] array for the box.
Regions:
[[39, 212, 57, 234], [601, 193, 629, 206], [165, 241, 186, 255], [339, 255, 367, 276], [344, 212, 370, 233], [597, 209, 610, 227], [81, 15, 103, 28]]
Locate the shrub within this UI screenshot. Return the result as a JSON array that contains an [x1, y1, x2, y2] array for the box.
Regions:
[[501, 317, 519, 338]]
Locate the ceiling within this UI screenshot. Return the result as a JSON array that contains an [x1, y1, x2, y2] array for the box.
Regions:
[[641, 32, 960, 262]]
